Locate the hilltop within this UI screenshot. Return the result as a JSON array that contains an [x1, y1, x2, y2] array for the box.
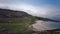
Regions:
[[0, 8, 31, 18], [0, 8, 32, 23]]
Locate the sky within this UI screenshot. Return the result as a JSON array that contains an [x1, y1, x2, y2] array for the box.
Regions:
[[0, 0, 60, 21]]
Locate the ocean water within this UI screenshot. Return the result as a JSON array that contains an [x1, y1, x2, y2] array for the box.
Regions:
[[41, 21, 60, 29]]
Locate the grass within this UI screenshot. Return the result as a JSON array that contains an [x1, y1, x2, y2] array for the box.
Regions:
[[0, 16, 37, 34]]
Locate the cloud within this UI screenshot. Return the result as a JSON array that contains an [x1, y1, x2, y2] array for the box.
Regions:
[[0, 3, 60, 21]]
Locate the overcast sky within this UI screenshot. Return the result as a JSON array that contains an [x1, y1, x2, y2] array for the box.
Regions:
[[0, 0, 60, 21]]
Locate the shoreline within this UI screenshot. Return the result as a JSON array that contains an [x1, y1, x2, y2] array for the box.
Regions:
[[29, 20, 58, 31]]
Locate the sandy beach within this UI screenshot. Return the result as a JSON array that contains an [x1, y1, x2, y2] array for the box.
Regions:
[[29, 20, 57, 31]]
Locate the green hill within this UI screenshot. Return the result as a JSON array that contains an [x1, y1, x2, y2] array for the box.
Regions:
[[0, 8, 32, 23], [0, 8, 37, 34]]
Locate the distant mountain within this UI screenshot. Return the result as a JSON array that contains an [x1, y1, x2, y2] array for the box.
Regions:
[[36, 17, 60, 22], [0, 8, 31, 18]]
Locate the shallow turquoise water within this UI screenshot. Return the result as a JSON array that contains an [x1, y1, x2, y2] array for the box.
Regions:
[[41, 21, 60, 28]]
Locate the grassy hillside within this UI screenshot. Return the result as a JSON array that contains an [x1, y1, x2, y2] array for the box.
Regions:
[[0, 16, 38, 34], [0, 8, 31, 23], [0, 8, 37, 34]]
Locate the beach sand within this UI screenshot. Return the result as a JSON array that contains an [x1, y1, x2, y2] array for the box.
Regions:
[[29, 20, 57, 31]]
